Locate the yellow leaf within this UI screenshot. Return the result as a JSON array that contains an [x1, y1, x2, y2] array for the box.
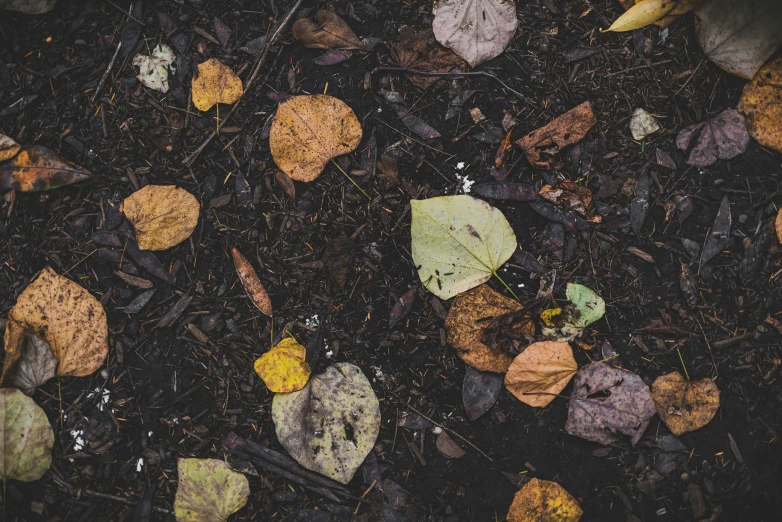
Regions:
[[191, 58, 244, 112], [619, 0, 705, 28], [603, 0, 677, 32], [507, 478, 583, 522], [738, 57, 782, 155], [651, 371, 720, 435], [540, 308, 562, 327], [254, 338, 311, 393], [174, 458, 249, 522], [270, 95, 362, 182], [122, 185, 200, 251], [504, 341, 577, 408]]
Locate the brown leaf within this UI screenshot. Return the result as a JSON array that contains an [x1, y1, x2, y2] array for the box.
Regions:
[[0, 133, 21, 162], [322, 237, 355, 288], [504, 341, 577, 408], [273, 169, 296, 200], [5, 266, 108, 377], [676, 110, 749, 167], [651, 372, 720, 435], [435, 431, 465, 459], [738, 56, 782, 155], [391, 29, 468, 89], [376, 154, 398, 188], [776, 208, 782, 244], [538, 181, 592, 215], [507, 478, 583, 522], [231, 247, 272, 316], [1, 320, 58, 395], [0, 145, 92, 192], [445, 285, 534, 373], [292, 10, 365, 51], [123, 185, 200, 251], [515, 102, 597, 170], [462, 366, 503, 421], [389, 287, 417, 330]]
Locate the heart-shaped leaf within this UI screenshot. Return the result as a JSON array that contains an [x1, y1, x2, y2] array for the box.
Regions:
[[254, 338, 311, 393], [651, 372, 720, 435], [174, 458, 250, 522], [191, 58, 244, 112], [506, 478, 583, 522], [504, 341, 577, 408], [738, 56, 782, 155], [0, 388, 54, 482], [676, 110, 750, 167]]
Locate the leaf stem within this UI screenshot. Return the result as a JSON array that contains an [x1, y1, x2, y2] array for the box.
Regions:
[[492, 270, 520, 302], [331, 160, 371, 201], [676, 346, 690, 380]]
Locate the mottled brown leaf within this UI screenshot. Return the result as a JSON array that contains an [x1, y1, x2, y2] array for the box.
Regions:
[[231, 247, 272, 316], [391, 29, 468, 89], [292, 10, 365, 50], [0, 145, 92, 192], [1, 320, 57, 395], [651, 372, 720, 435], [515, 102, 597, 169]]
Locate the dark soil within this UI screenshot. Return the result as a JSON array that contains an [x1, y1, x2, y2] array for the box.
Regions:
[[2, 1, 782, 521]]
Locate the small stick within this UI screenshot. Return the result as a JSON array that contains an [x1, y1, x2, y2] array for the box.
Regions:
[[713, 329, 761, 349], [91, 41, 122, 103], [604, 60, 673, 77]]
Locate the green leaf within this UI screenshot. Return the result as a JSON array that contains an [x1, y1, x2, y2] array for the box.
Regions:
[[0, 388, 54, 483], [566, 283, 605, 328], [272, 362, 381, 484], [174, 458, 250, 522], [411, 195, 517, 300], [603, 0, 676, 32]]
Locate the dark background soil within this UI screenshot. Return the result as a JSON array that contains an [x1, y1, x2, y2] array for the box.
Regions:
[[1, 0, 782, 521]]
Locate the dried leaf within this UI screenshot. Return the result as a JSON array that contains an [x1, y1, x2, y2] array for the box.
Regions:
[[539, 181, 592, 215], [254, 338, 311, 393], [676, 110, 749, 166], [381, 90, 442, 140], [0, 320, 57, 395], [274, 169, 296, 200], [700, 195, 731, 268], [445, 285, 534, 373], [231, 247, 272, 317], [435, 431, 465, 459], [122, 185, 200, 251], [651, 372, 720, 435], [462, 366, 503, 421], [0, 388, 54, 482], [630, 170, 650, 235], [411, 196, 517, 299], [6, 266, 108, 377], [432, 0, 517, 67], [0, 145, 92, 192], [322, 237, 355, 288], [504, 341, 577, 408], [391, 29, 468, 89], [738, 56, 782, 155], [191, 58, 244, 112], [0, 132, 20, 162], [272, 363, 380, 484], [389, 287, 417, 330], [312, 49, 352, 65], [270, 95, 362, 182], [516, 102, 597, 170], [174, 458, 250, 522], [292, 10, 365, 50], [472, 182, 537, 202], [603, 0, 676, 32], [619, 0, 704, 28], [566, 362, 656, 445], [630, 108, 660, 140], [776, 208, 782, 244], [507, 478, 583, 522], [132, 44, 176, 93]]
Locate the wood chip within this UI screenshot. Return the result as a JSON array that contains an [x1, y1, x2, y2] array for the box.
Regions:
[[627, 246, 654, 263], [115, 271, 153, 289]]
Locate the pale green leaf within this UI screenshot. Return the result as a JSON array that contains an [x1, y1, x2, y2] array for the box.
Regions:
[[566, 283, 605, 328], [174, 458, 250, 522], [0, 388, 54, 482], [411, 195, 516, 300], [603, 0, 676, 32]]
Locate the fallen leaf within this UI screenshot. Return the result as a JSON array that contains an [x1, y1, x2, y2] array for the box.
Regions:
[[174, 458, 250, 522], [377, 153, 399, 188], [472, 182, 537, 202], [381, 90, 442, 140], [389, 287, 417, 330], [432, 0, 517, 67], [122, 185, 200, 251], [6, 266, 107, 377], [253, 338, 311, 393], [699, 195, 731, 268], [312, 49, 352, 65], [231, 247, 273, 317], [292, 10, 365, 50], [676, 110, 749, 166], [651, 372, 720, 435], [272, 362, 381, 484], [132, 43, 176, 93], [619, 0, 704, 27], [516, 102, 597, 170], [1, 320, 57, 395], [435, 431, 465, 459], [630, 170, 650, 235], [445, 285, 534, 373], [0, 132, 20, 162], [391, 29, 469, 89], [507, 478, 583, 522], [539, 181, 592, 215], [567, 283, 605, 328], [0, 145, 92, 192], [0, 388, 54, 482], [0, 0, 58, 14], [270, 95, 362, 182], [273, 169, 296, 200], [738, 56, 782, 155], [504, 341, 577, 408], [694, 0, 782, 79], [322, 237, 355, 288], [411, 195, 517, 299], [213, 17, 231, 48], [776, 209, 782, 244], [566, 362, 656, 445], [603, 0, 676, 32], [630, 108, 660, 140], [463, 366, 504, 420], [191, 58, 244, 112]]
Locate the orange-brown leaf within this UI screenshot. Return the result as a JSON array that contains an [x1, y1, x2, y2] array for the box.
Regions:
[[0, 145, 92, 192], [515, 102, 596, 170], [504, 341, 577, 408], [292, 10, 365, 51], [231, 247, 272, 316], [391, 29, 468, 89]]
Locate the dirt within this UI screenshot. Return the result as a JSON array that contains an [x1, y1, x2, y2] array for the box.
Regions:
[[1, 1, 781, 521]]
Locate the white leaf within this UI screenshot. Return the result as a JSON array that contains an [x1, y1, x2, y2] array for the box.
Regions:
[[132, 44, 176, 93], [629, 108, 660, 141]]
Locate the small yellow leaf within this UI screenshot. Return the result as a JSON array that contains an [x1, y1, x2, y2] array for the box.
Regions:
[[123, 185, 200, 251], [738, 57, 782, 155], [254, 338, 311, 393], [603, 0, 677, 32], [507, 478, 583, 522], [191, 58, 244, 112], [540, 308, 562, 327]]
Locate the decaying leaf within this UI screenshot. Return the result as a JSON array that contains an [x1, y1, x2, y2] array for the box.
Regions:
[[174, 458, 250, 522], [435, 431, 466, 459], [504, 341, 577, 408], [539, 181, 592, 215], [432, 0, 517, 67], [699, 196, 731, 268], [122, 185, 200, 251], [411, 196, 517, 300], [541, 283, 605, 342], [446, 285, 534, 373], [0, 132, 20, 162], [462, 366, 503, 421], [253, 338, 311, 393], [270, 95, 362, 182], [0, 0, 58, 14], [391, 29, 469, 89], [6, 266, 107, 377], [516, 102, 597, 170], [292, 10, 365, 50], [738, 57, 782, 155], [619, 0, 705, 28], [604, 0, 675, 32], [651, 372, 720, 435], [630, 108, 660, 141], [0, 145, 92, 192], [272, 363, 380, 484], [322, 237, 355, 288], [694, 0, 782, 80], [566, 362, 656, 445], [507, 478, 583, 522], [381, 90, 442, 140], [1, 320, 57, 395], [676, 110, 749, 167], [231, 247, 273, 317], [191, 58, 244, 112], [132, 44, 176, 93], [0, 388, 54, 483]]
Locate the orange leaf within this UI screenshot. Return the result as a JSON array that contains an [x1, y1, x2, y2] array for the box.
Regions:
[[0, 145, 92, 192], [515, 102, 596, 170], [292, 10, 365, 51], [504, 341, 577, 408], [231, 247, 272, 317]]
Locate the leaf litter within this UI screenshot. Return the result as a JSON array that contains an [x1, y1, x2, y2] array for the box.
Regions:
[[0, 388, 54, 483]]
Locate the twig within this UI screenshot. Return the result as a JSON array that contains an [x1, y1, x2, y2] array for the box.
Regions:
[[713, 329, 761, 349], [182, 0, 304, 166], [107, 0, 144, 26], [604, 60, 673, 77], [91, 42, 122, 103]]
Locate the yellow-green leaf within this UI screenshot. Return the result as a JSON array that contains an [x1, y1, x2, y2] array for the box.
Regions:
[[0, 388, 54, 482], [507, 478, 583, 522], [253, 338, 311, 393], [603, 0, 677, 32], [174, 458, 250, 522]]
